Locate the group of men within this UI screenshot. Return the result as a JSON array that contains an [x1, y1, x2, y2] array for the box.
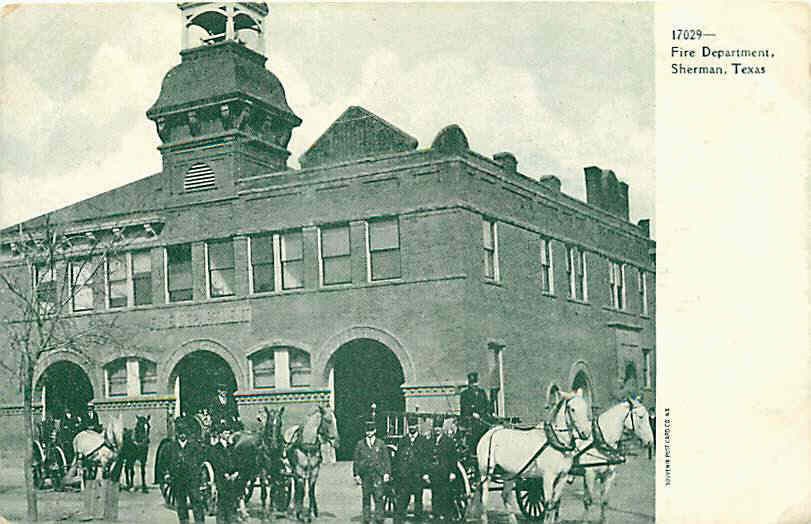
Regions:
[[163, 383, 245, 524], [352, 372, 494, 524], [39, 400, 104, 452]]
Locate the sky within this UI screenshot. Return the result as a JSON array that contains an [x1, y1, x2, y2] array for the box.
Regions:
[[0, 2, 654, 233]]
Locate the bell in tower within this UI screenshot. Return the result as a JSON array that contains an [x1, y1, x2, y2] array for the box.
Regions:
[[147, 2, 301, 199]]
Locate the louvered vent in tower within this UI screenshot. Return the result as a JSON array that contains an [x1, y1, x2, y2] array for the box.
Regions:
[[184, 162, 217, 192]]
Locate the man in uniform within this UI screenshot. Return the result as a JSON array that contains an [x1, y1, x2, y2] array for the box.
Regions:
[[429, 417, 459, 521], [393, 415, 430, 523], [210, 423, 241, 524], [165, 417, 205, 524], [81, 400, 103, 433], [459, 372, 491, 448], [353, 421, 391, 524], [210, 383, 243, 435]]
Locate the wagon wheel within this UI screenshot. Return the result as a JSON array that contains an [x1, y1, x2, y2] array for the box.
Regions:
[[200, 461, 218, 516], [450, 461, 471, 521], [516, 478, 546, 521], [47, 446, 67, 491], [32, 441, 45, 490]]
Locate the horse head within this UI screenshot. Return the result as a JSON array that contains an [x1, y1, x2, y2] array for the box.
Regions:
[[556, 389, 592, 441], [133, 415, 151, 446], [317, 405, 340, 449], [625, 397, 654, 447], [262, 406, 285, 450]]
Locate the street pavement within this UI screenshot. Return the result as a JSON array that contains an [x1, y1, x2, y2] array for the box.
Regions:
[[0, 453, 653, 523]]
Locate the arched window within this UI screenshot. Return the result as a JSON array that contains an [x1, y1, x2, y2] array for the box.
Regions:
[[290, 348, 311, 387], [105, 359, 128, 397], [139, 359, 158, 395], [251, 349, 275, 389]]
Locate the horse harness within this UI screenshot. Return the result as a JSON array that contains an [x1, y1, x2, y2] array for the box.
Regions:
[[571, 400, 635, 470]]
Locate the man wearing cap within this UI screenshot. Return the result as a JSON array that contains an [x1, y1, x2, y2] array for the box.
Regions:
[[429, 417, 459, 521], [459, 372, 491, 448], [81, 400, 103, 433], [165, 417, 205, 524], [353, 421, 391, 524], [209, 383, 243, 435], [393, 415, 430, 523], [210, 423, 240, 524]]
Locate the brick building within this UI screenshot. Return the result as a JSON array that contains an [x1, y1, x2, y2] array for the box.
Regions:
[[0, 3, 654, 461]]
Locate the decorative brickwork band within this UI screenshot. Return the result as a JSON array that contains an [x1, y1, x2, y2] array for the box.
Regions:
[[235, 389, 331, 406]]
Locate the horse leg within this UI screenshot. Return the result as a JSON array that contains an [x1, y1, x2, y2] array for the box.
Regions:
[[141, 459, 148, 493], [541, 475, 557, 524], [310, 473, 318, 519], [598, 467, 616, 523], [583, 470, 596, 522], [478, 475, 490, 524], [501, 479, 518, 524]]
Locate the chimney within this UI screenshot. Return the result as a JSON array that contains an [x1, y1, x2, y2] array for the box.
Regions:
[[637, 219, 650, 237], [493, 152, 517, 173], [539, 175, 561, 192], [584, 166, 630, 221]]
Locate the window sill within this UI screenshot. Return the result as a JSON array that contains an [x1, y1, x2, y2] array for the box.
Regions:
[[207, 294, 237, 303], [321, 281, 354, 289], [541, 292, 556, 299], [640, 314, 651, 319], [483, 278, 502, 287], [368, 277, 404, 285], [602, 306, 639, 318], [566, 297, 590, 306]]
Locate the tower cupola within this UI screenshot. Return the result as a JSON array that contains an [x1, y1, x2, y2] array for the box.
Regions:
[[147, 2, 301, 201]]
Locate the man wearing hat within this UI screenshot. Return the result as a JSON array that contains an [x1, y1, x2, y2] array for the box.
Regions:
[[393, 415, 431, 523], [165, 417, 205, 524], [353, 421, 391, 524], [81, 400, 103, 433], [209, 383, 243, 435], [459, 372, 491, 447], [210, 422, 241, 524], [429, 417, 459, 521]]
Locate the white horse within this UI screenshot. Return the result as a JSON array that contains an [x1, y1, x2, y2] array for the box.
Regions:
[[576, 397, 653, 522], [67, 414, 124, 490], [474, 389, 592, 524]]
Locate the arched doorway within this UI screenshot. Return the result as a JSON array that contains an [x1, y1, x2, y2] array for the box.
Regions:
[[37, 361, 94, 419], [328, 339, 405, 460], [169, 350, 237, 418], [571, 370, 593, 410]]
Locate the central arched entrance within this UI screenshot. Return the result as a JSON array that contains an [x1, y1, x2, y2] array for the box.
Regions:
[[329, 339, 405, 460], [37, 361, 94, 418], [169, 350, 237, 417]]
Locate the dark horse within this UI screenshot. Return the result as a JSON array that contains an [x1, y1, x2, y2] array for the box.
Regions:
[[283, 405, 340, 523], [120, 415, 151, 492], [230, 406, 287, 519]]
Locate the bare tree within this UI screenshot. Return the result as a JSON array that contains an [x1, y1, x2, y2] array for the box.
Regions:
[[0, 216, 134, 521]]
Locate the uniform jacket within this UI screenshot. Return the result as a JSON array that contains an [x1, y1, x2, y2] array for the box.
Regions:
[[460, 385, 491, 420], [430, 434, 458, 475], [210, 396, 243, 431], [209, 442, 239, 487], [353, 437, 391, 480], [393, 433, 430, 484], [165, 439, 204, 488], [80, 411, 103, 433]]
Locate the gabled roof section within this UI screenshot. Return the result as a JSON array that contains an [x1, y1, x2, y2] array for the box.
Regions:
[[299, 106, 418, 169], [1, 173, 165, 235]]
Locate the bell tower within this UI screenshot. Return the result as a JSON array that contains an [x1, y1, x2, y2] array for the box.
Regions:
[[147, 2, 301, 200]]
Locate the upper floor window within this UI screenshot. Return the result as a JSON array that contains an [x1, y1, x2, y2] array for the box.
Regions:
[[540, 238, 553, 294], [320, 224, 351, 285], [642, 349, 652, 389], [609, 261, 626, 309], [281, 230, 303, 290], [368, 218, 401, 281], [71, 258, 96, 312], [249, 347, 312, 389], [166, 244, 193, 302], [207, 239, 235, 298], [249, 233, 276, 293], [638, 269, 648, 315], [35, 264, 58, 313], [482, 219, 499, 281], [566, 246, 587, 301], [107, 250, 153, 308]]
